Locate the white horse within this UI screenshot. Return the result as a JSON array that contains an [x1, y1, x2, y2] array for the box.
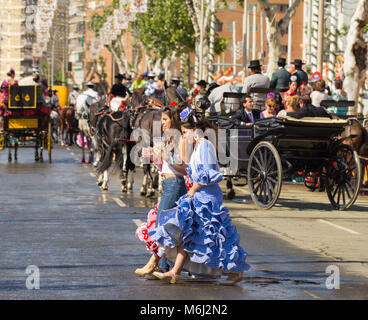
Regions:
[[75, 93, 97, 163]]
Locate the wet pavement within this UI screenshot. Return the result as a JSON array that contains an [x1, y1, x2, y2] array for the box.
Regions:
[[0, 145, 367, 300]]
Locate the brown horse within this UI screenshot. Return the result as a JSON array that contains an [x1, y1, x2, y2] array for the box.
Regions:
[[59, 107, 77, 146]]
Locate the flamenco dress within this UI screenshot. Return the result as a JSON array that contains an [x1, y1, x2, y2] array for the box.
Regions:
[[148, 140, 250, 277]]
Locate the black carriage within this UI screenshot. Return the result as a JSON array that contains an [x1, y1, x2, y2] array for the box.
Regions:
[[222, 116, 362, 211], [0, 85, 52, 163]]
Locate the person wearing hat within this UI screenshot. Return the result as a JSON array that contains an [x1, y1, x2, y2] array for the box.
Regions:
[[68, 85, 80, 108], [190, 80, 208, 113], [190, 80, 207, 100], [131, 73, 147, 93], [292, 59, 308, 88], [270, 57, 291, 90], [168, 77, 189, 103], [241, 60, 270, 110], [83, 81, 100, 103], [231, 94, 261, 126], [144, 72, 157, 96], [207, 82, 231, 114], [114, 73, 132, 99], [50, 89, 60, 109]]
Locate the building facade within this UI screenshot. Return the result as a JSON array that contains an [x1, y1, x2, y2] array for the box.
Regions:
[[0, 0, 37, 80]]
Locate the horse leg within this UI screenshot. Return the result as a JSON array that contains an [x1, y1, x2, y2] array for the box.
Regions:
[[100, 170, 109, 191], [158, 174, 163, 194], [127, 167, 135, 191], [97, 173, 104, 186], [88, 137, 94, 164], [226, 177, 235, 200], [120, 143, 128, 193], [140, 168, 147, 196], [34, 139, 39, 162], [146, 165, 155, 198], [81, 131, 86, 163], [14, 141, 18, 161], [8, 145, 12, 163]]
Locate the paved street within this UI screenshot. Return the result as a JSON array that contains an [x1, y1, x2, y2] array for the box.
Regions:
[[0, 145, 368, 300]]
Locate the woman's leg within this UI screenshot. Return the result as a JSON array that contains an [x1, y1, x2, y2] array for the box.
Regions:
[[135, 254, 160, 275], [170, 245, 188, 276]]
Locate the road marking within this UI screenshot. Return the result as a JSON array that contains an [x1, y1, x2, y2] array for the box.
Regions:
[[133, 219, 144, 227], [318, 219, 360, 235], [303, 290, 321, 299], [113, 197, 127, 207]]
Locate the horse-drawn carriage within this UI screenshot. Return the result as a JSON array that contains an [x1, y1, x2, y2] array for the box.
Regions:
[[0, 85, 52, 163], [209, 90, 365, 211]]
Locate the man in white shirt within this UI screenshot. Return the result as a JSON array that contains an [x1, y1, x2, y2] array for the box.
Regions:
[[68, 86, 80, 107], [75, 82, 99, 119]]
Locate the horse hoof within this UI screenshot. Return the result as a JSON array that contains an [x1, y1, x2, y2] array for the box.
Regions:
[[100, 186, 108, 191], [146, 190, 155, 198], [127, 184, 133, 191], [226, 189, 236, 200], [121, 187, 128, 193], [140, 189, 146, 196]]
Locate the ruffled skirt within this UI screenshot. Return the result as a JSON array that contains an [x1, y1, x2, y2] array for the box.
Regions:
[[149, 195, 250, 277]]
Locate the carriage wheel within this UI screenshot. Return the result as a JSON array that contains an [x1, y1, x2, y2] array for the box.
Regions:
[[47, 121, 52, 163], [248, 142, 282, 209], [326, 145, 362, 211]]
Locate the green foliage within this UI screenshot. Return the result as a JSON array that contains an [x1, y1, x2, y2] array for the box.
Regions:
[[133, 0, 195, 58]]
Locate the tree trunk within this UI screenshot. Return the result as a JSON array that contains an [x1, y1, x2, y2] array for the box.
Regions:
[[343, 0, 368, 114], [265, 18, 283, 78], [258, 0, 303, 77]]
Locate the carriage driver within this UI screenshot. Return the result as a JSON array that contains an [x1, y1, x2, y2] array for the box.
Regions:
[[75, 82, 100, 120], [231, 95, 261, 126]]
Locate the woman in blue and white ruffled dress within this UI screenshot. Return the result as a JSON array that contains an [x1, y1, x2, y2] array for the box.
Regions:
[[149, 109, 250, 284]]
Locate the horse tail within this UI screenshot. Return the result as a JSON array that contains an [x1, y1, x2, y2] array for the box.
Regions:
[[97, 144, 114, 174]]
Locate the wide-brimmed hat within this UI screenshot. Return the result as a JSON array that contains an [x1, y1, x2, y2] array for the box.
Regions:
[[87, 81, 95, 87], [196, 80, 207, 87], [278, 57, 286, 65], [115, 73, 126, 80], [292, 59, 305, 66], [148, 72, 156, 78], [208, 82, 220, 91], [248, 60, 262, 69]]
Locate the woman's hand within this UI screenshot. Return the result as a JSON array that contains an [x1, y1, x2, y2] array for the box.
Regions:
[[188, 187, 196, 198], [188, 183, 202, 198]]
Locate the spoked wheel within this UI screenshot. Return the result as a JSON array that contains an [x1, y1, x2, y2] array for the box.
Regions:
[[325, 145, 362, 211], [248, 142, 283, 209]]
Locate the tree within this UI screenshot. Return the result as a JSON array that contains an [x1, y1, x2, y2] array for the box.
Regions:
[[237, 0, 303, 78], [133, 0, 196, 80], [88, 0, 138, 75], [343, 0, 368, 112]]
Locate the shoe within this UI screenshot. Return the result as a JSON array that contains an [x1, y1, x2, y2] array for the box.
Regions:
[[222, 273, 244, 285], [152, 271, 180, 284], [135, 263, 158, 276]]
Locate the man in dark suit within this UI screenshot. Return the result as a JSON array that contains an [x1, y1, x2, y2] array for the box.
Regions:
[[231, 95, 261, 126], [292, 59, 309, 88], [270, 57, 291, 90], [287, 95, 332, 119]]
